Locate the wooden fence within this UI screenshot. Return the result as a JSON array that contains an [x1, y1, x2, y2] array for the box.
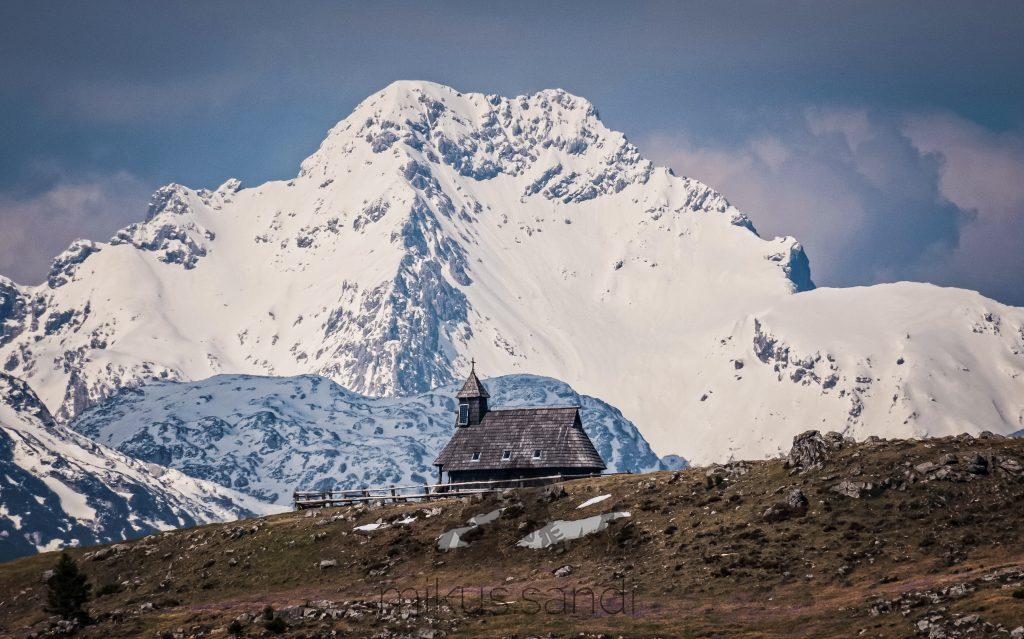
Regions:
[[292, 472, 606, 510]]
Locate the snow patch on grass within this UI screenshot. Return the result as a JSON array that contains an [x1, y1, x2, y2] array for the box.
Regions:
[[576, 494, 611, 509], [517, 512, 631, 549]]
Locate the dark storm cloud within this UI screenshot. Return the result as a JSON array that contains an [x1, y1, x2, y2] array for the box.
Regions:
[[0, 1, 1021, 302], [641, 109, 1024, 302]]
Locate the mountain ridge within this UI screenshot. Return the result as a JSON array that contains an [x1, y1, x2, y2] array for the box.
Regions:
[[68, 372, 667, 506], [0, 80, 1021, 461], [0, 372, 278, 561]]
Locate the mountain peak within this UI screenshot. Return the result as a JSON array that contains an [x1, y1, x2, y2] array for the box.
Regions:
[[0, 81, 826, 428], [8, 82, 1018, 465], [317, 81, 607, 160], [302, 80, 648, 207], [359, 80, 598, 121], [369, 79, 465, 103]]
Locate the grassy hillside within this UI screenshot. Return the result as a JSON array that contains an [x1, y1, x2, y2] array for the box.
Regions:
[[2, 432, 1023, 638]]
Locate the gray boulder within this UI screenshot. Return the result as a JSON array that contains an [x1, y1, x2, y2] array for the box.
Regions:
[[762, 488, 808, 522], [786, 430, 850, 469], [831, 480, 885, 499]]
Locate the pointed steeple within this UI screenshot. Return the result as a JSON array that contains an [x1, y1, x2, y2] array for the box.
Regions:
[[455, 359, 489, 427], [456, 359, 490, 399]]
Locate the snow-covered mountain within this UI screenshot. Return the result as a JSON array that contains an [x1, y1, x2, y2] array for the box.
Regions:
[[690, 283, 1024, 461], [1, 80, 1022, 463], [0, 373, 277, 562], [70, 373, 665, 506]]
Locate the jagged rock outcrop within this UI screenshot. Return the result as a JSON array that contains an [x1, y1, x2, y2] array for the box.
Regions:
[[786, 430, 851, 469]]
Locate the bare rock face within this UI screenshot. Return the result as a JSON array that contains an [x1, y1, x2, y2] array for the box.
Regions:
[[786, 430, 851, 470]]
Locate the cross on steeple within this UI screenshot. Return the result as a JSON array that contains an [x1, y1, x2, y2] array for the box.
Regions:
[[456, 357, 489, 397]]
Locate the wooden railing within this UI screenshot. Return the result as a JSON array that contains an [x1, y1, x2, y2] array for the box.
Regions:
[[292, 472, 606, 510]]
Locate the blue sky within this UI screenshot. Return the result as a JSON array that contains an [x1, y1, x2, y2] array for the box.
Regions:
[[2, 1, 1022, 303]]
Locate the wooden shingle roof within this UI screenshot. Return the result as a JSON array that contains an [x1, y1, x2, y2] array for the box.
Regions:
[[455, 369, 490, 399], [433, 406, 606, 472]]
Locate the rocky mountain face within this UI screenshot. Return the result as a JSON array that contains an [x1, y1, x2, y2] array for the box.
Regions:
[[70, 373, 666, 506], [0, 373, 277, 562], [0, 81, 1022, 463]]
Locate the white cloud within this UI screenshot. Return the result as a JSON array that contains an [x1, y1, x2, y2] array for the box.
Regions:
[[902, 113, 1024, 304], [904, 113, 1024, 218], [0, 171, 151, 285]]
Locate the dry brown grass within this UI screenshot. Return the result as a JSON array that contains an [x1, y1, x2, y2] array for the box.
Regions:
[[2, 435, 1022, 638]]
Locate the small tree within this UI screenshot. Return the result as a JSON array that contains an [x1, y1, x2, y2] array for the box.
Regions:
[[45, 552, 91, 623]]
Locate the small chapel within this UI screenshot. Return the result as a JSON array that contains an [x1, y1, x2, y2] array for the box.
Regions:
[[432, 363, 606, 484]]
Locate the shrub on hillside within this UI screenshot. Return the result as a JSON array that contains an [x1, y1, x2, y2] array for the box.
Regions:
[[45, 553, 91, 623]]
